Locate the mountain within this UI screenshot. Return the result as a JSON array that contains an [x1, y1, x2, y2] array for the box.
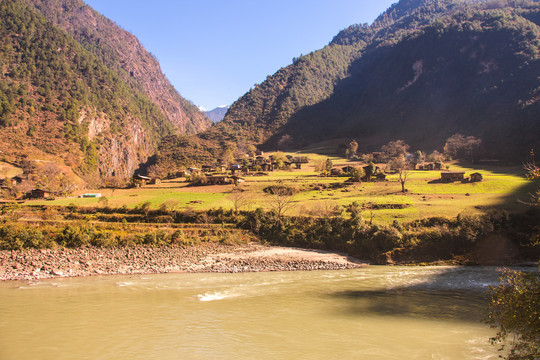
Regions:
[[21, 0, 211, 135], [199, 0, 540, 160], [0, 0, 210, 183], [205, 106, 229, 123]]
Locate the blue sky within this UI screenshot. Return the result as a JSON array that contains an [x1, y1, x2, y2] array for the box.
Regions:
[[83, 0, 397, 110]]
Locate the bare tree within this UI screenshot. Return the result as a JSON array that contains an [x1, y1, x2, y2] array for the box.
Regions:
[[277, 134, 293, 149], [381, 140, 410, 160], [388, 154, 410, 192], [160, 199, 180, 213], [308, 200, 341, 218], [443, 133, 482, 161], [264, 184, 297, 218], [229, 188, 251, 213], [38, 162, 62, 191], [346, 140, 359, 159]]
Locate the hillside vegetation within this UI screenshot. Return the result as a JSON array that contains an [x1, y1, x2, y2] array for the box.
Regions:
[[198, 0, 539, 161], [22, 0, 210, 135], [0, 0, 211, 185], [0, 0, 175, 181]]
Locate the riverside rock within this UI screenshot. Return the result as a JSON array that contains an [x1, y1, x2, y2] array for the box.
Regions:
[[0, 244, 366, 281]]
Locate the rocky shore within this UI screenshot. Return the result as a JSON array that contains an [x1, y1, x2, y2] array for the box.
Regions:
[[0, 243, 366, 281]]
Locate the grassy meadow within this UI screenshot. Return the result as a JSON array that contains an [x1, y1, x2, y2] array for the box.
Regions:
[[26, 153, 537, 225]]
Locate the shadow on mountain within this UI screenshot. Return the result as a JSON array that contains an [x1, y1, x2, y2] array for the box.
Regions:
[[263, 13, 540, 161], [329, 267, 500, 322]]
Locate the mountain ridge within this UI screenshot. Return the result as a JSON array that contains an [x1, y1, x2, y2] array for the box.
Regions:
[[0, 0, 210, 184], [194, 0, 539, 161], [205, 105, 229, 123], [21, 0, 211, 135]]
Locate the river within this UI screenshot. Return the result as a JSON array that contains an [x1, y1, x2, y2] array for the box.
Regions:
[[0, 266, 508, 359]]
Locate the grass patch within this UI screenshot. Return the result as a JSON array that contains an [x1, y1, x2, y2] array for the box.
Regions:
[[21, 158, 537, 225]]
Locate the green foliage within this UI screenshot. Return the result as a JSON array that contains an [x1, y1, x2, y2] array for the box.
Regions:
[[0, 0, 176, 176], [155, 135, 219, 171], [487, 268, 540, 360], [0, 204, 539, 267], [349, 166, 366, 182]]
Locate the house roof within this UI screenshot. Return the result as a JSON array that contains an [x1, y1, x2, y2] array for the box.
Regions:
[[134, 174, 151, 180]]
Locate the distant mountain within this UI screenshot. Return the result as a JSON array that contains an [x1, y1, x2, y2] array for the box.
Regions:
[[205, 106, 229, 123], [0, 0, 211, 182], [198, 0, 540, 160]]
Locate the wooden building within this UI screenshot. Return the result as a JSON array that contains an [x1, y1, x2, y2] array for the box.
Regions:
[[469, 173, 483, 182], [440, 171, 465, 182], [206, 175, 231, 185], [202, 165, 216, 173], [342, 166, 355, 174], [29, 189, 52, 199]]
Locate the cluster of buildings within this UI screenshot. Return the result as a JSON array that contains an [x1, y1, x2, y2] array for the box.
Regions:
[[141, 154, 311, 186], [330, 165, 387, 182], [440, 171, 483, 183]]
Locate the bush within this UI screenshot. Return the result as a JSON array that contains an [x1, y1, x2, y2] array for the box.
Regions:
[[487, 268, 540, 360]]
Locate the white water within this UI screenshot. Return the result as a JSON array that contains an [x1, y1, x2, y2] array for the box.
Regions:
[[0, 266, 509, 359]]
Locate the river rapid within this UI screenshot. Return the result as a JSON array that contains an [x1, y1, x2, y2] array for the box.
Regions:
[[0, 266, 509, 359]]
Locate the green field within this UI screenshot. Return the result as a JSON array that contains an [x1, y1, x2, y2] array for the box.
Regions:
[[27, 155, 537, 225], [0, 162, 23, 178]]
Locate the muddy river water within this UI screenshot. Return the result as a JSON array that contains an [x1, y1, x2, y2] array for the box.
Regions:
[[0, 266, 510, 359]]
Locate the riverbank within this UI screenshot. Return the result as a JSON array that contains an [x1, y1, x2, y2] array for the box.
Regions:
[[0, 243, 366, 281]]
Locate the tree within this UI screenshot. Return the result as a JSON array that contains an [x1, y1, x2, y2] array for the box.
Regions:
[[36, 162, 62, 192], [246, 144, 257, 157], [220, 144, 237, 166], [272, 151, 288, 169], [325, 158, 333, 173], [381, 140, 410, 160], [388, 154, 410, 192], [524, 150, 540, 206], [147, 164, 167, 179], [414, 150, 425, 165], [314, 159, 326, 174], [229, 188, 251, 213], [487, 268, 540, 360], [277, 134, 293, 149], [426, 150, 444, 163], [160, 199, 179, 213], [364, 161, 376, 181], [443, 133, 482, 161], [263, 183, 297, 219], [347, 140, 359, 159], [349, 166, 366, 182]]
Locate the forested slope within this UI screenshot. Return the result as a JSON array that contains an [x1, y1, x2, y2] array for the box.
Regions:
[[0, 0, 174, 180], [199, 0, 539, 160], [22, 0, 211, 135]]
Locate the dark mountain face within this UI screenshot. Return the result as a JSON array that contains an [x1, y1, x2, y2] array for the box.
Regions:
[[267, 8, 540, 158], [203, 0, 539, 160]]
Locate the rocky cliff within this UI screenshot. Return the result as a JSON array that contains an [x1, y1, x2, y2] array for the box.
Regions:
[[0, 0, 203, 182]]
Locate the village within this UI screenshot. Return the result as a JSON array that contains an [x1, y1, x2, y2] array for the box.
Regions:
[[0, 150, 486, 202]]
